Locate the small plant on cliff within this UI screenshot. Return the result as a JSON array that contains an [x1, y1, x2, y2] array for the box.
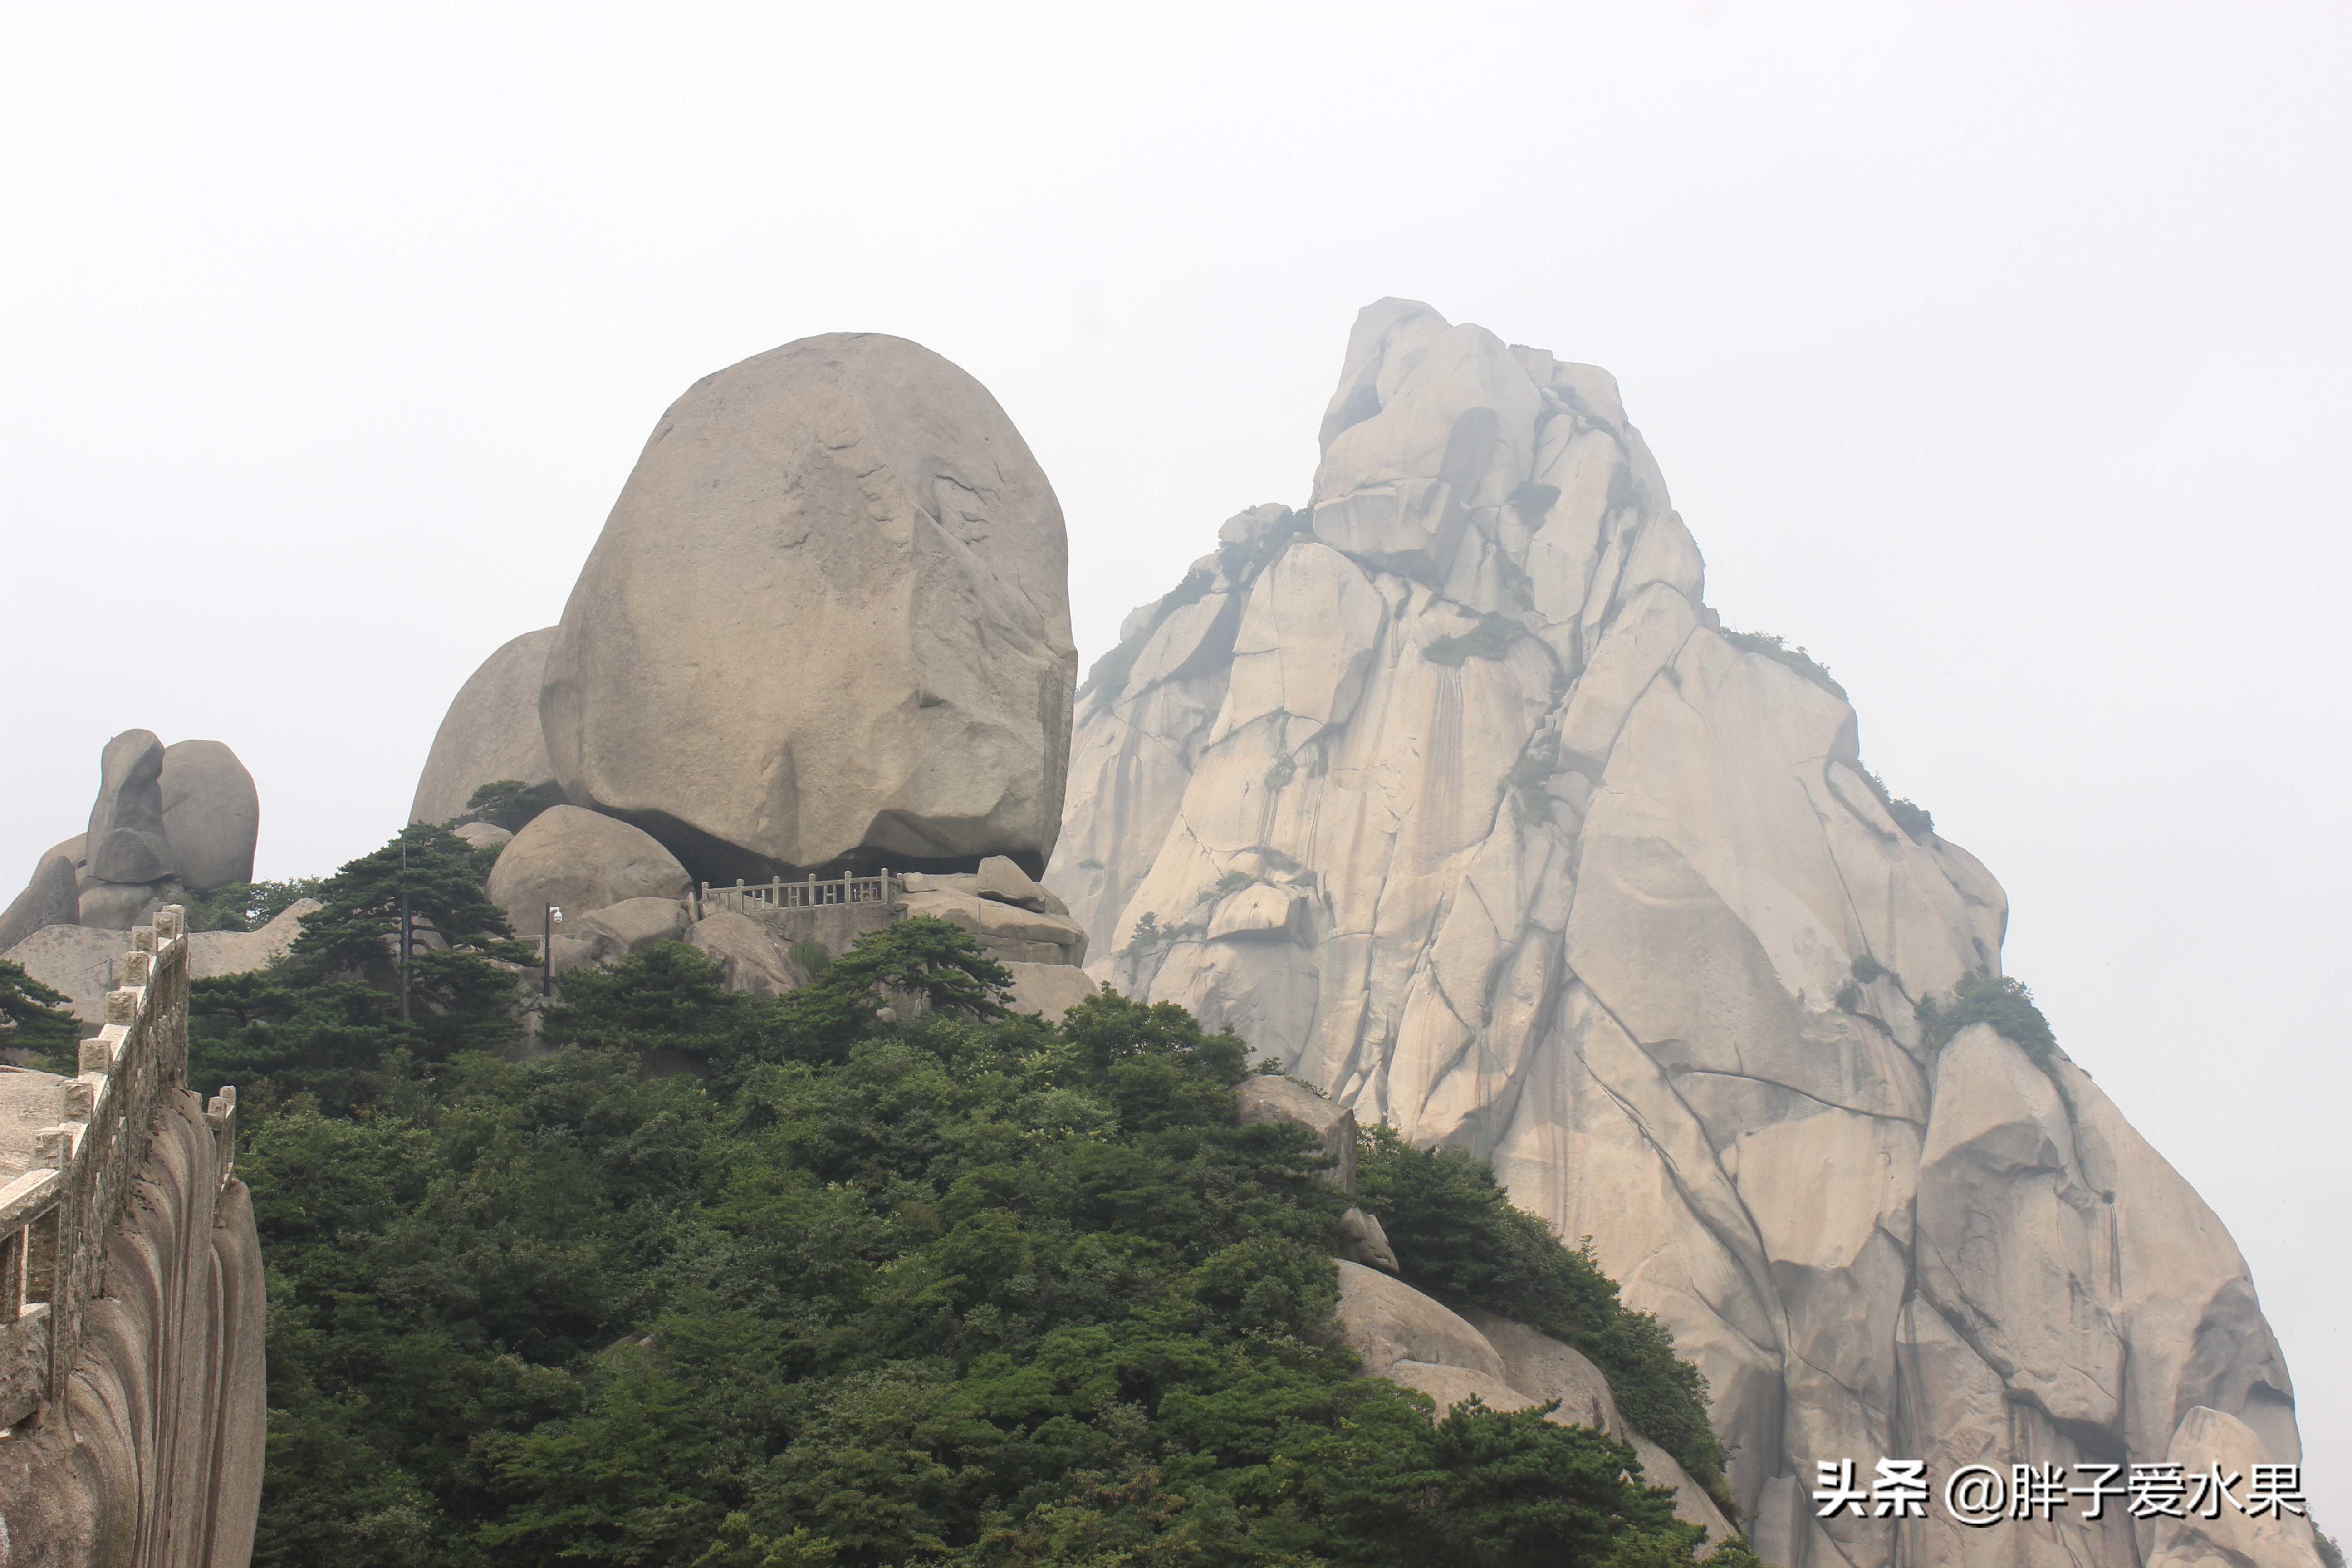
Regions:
[[1425, 612, 1524, 666], [1719, 628, 1847, 701], [1855, 767, 1935, 840], [464, 779, 562, 833], [1916, 971, 2059, 1068], [1510, 480, 1562, 523]]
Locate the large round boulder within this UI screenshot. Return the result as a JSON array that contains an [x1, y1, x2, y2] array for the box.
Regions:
[[539, 333, 1078, 883], [161, 739, 260, 892], [484, 806, 692, 939], [410, 627, 563, 825]]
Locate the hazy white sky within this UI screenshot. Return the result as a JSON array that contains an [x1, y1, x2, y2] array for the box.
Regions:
[[4, 0, 2345, 1521]]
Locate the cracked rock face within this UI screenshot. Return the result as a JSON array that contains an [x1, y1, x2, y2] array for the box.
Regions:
[[540, 333, 1078, 884], [1046, 299, 2303, 1563]]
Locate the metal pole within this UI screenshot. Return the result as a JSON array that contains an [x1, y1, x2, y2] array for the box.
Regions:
[[399, 838, 412, 1023], [543, 904, 554, 997]]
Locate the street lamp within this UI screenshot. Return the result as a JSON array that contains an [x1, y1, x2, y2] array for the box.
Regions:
[[542, 904, 563, 996]]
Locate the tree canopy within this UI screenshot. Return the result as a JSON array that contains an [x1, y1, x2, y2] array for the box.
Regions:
[[187, 867, 1751, 1568]]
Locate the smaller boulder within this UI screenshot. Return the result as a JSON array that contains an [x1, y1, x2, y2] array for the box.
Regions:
[[1458, 1308, 1624, 1436], [1001, 961, 1097, 1019], [974, 855, 1058, 912], [1234, 1075, 1356, 1190], [85, 730, 176, 884], [454, 822, 514, 853], [34, 834, 88, 892], [79, 879, 181, 931], [686, 911, 802, 996], [160, 740, 260, 893], [485, 806, 692, 938], [577, 898, 691, 957], [1338, 1207, 1398, 1271], [0, 856, 80, 954], [898, 889, 1087, 958], [1333, 1258, 1506, 1380]]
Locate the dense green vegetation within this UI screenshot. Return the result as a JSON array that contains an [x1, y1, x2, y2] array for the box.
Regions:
[[0, 957, 79, 1068], [182, 828, 1749, 1568]]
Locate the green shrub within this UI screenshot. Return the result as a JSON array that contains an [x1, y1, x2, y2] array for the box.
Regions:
[[465, 779, 561, 833], [1856, 768, 1935, 840], [0, 959, 80, 1070], [1509, 480, 1561, 522], [1849, 955, 1889, 985], [787, 940, 832, 977], [1917, 972, 2059, 1068], [1355, 1127, 1729, 1494], [1719, 630, 1847, 701], [1425, 612, 1524, 666]]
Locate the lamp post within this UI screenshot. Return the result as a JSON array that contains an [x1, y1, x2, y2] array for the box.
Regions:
[[399, 838, 412, 1023], [542, 904, 563, 997]]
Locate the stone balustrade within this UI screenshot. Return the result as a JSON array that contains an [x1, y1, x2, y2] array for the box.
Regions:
[[0, 906, 231, 1431]]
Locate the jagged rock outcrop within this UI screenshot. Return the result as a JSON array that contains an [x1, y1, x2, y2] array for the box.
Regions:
[[158, 739, 260, 893], [0, 855, 79, 955], [539, 332, 1078, 884], [79, 730, 181, 929], [409, 627, 564, 826], [1048, 300, 2305, 1564]]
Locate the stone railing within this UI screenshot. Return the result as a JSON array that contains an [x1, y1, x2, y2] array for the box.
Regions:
[[696, 871, 900, 919], [0, 906, 231, 1431]]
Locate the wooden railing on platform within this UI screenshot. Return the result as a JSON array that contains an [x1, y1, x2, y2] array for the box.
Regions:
[[696, 871, 901, 920]]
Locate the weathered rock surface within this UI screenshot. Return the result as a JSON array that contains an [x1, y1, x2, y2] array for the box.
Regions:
[[1049, 300, 2306, 1561], [485, 806, 692, 939], [159, 739, 259, 892], [410, 627, 564, 826], [83, 730, 175, 885], [2145, 1406, 2324, 1568], [1001, 960, 1097, 1020], [540, 333, 1078, 884], [686, 910, 804, 996], [188, 899, 320, 981], [0, 854, 80, 954], [577, 897, 691, 957]]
